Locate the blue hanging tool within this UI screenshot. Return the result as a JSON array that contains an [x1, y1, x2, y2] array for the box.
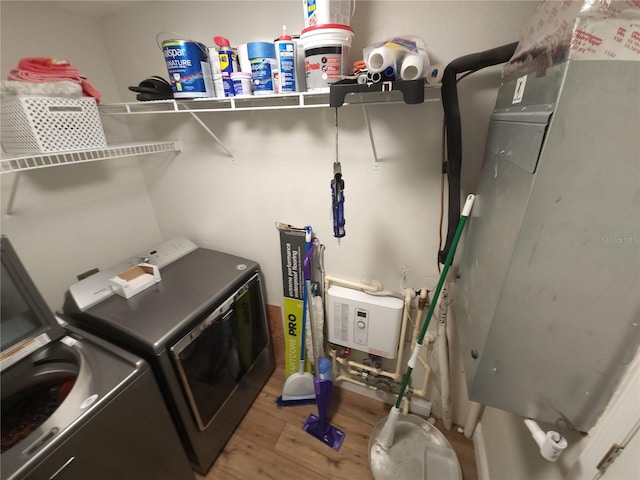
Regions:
[[331, 108, 345, 241], [331, 162, 345, 239]]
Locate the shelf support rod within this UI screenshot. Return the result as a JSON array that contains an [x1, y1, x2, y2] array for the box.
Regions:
[[361, 105, 379, 166], [181, 107, 234, 158], [6, 172, 22, 215]]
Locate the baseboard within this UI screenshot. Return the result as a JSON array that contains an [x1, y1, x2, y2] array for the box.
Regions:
[[473, 422, 490, 480]]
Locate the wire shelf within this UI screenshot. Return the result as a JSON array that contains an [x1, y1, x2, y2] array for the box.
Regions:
[[0, 141, 182, 175], [98, 86, 441, 115]]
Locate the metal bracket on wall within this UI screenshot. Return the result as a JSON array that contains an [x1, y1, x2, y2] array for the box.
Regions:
[[361, 106, 380, 168], [331, 80, 428, 169], [178, 105, 234, 158], [5, 172, 22, 216]]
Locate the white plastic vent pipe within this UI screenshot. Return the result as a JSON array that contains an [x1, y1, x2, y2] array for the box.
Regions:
[[524, 419, 568, 462], [437, 287, 452, 430]]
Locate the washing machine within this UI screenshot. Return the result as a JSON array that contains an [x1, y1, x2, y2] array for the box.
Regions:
[[63, 237, 275, 474], [0, 235, 193, 480]]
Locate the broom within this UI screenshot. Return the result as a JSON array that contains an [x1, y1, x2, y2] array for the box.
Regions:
[[375, 194, 475, 450]]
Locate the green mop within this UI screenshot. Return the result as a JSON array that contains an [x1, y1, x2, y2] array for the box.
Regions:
[[374, 194, 475, 451]]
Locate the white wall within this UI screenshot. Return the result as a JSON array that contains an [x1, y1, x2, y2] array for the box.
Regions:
[[0, 1, 164, 309], [95, 0, 537, 306]]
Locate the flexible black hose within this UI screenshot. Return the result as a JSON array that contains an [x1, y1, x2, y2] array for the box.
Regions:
[[438, 42, 519, 264]]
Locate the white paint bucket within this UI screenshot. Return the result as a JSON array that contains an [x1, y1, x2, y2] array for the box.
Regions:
[[301, 24, 354, 91]]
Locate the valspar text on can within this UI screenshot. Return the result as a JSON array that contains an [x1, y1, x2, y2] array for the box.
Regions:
[[301, 24, 354, 91], [162, 40, 214, 98], [247, 42, 277, 96]]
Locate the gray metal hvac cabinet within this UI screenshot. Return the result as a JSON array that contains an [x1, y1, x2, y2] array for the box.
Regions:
[[454, 59, 640, 432]]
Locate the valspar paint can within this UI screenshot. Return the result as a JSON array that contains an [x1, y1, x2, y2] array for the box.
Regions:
[[247, 42, 277, 96], [162, 39, 214, 98], [301, 24, 354, 91]]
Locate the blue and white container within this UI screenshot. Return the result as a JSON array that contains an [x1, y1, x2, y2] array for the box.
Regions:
[[214, 36, 237, 97], [275, 25, 297, 93], [162, 39, 214, 98], [231, 72, 253, 96], [247, 42, 277, 96]]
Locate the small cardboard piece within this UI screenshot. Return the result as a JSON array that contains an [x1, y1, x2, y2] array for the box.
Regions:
[[109, 263, 161, 299]]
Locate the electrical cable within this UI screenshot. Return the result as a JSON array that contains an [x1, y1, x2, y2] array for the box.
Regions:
[[439, 42, 518, 265], [438, 67, 481, 272]]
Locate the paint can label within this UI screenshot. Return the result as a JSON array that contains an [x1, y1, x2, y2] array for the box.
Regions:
[[304, 45, 348, 90], [162, 40, 213, 98], [277, 42, 297, 92], [250, 58, 276, 94], [218, 47, 237, 97]]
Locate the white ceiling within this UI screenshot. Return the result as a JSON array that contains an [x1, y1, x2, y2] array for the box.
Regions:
[[25, 1, 141, 18]]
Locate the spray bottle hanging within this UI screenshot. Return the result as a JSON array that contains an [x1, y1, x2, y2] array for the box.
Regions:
[[331, 108, 346, 243]]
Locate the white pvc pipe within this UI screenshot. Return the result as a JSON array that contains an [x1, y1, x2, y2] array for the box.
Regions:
[[411, 289, 428, 348], [438, 287, 452, 430], [324, 275, 382, 295], [524, 419, 568, 462], [410, 354, 433, 397], [335, 374, 409, 413], [463, 401, 485, 438]]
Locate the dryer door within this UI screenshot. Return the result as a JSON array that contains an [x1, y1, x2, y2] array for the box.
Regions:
[[170, 273, 268, 431]]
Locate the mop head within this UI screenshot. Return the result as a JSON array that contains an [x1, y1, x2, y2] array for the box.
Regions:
[[302, 378, 346, 451], [303, 413, 346, 451], [375, 406, 400, 450], [275, 395, 317, 408]]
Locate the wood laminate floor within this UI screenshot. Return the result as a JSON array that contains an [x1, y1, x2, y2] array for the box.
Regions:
[[195, 367, 477, 480]]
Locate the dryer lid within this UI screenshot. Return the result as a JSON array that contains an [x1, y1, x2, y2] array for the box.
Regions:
[[1, 235, 65, 371]]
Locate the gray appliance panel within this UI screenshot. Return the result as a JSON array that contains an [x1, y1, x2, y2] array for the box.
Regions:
[[1, 332, 147, 480], [24, 366, 192, 480], [81, 248, 260, 355], [455, 60, 640, 431], [485, 120, 547, 174]]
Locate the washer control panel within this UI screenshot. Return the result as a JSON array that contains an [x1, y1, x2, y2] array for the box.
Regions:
[[68, 237, 198, 311]]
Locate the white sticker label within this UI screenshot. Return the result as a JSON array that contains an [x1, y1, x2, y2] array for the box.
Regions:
[[81, 394, 99, 409], [513, 75, 527, 104]]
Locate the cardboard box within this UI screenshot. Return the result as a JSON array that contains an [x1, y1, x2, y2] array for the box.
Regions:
[[109, 263, 161, 299], [277, 223, 309, 379]]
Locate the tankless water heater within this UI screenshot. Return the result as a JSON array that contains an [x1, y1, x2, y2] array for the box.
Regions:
[[327, 286, 404, 359]]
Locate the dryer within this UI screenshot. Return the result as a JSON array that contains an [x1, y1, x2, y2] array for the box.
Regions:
[[63, 237, 275, 474]]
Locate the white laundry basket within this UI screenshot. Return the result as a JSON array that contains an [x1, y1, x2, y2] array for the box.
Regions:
[[1, 96, 107, 154]]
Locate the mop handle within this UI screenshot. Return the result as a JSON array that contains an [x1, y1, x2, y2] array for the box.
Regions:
[[298, 227, 312, 366], [394, 194, 475, 409]]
